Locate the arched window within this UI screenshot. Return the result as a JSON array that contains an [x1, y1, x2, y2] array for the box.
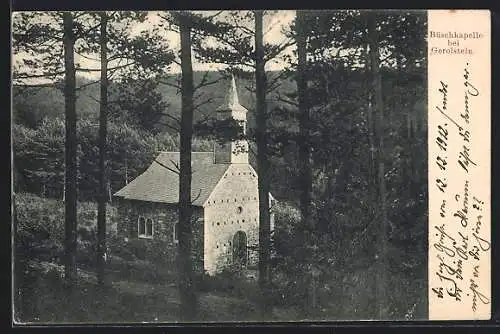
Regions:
[[138, 216, 153, 238], [232, 231, 247, 265], [146, 218, 153, 236], [138, 216, 146, 236]]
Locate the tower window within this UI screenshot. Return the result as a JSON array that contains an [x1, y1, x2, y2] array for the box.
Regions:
[[237, 206, 243, 214]]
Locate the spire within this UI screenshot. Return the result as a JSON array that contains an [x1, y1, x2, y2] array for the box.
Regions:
[[214, 74, 249, 164], [217, 74, 247, 120], [227, 74, 239, 107]]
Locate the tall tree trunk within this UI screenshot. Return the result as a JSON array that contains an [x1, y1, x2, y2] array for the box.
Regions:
[[108, 181, 112, 204], [255, 10, 272, 318], [63, 12, 78, 288], [62, 172, 66, 201], [367, 91, 376, 188], [368, 14, 388, 319], [97, 12, 108, 286], [13, 191, 23, 320], [366, 45, 378, 202], [295, 10, 316, 311], [407, 108, 412, 139], [296, 10, 313, 238], [124, 154, 128, 185], [178, 15, 197, 321]]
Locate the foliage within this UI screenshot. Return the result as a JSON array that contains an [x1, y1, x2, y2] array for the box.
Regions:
[[197, 267, 259, 301], [266, 9, 428, 317], [13, 119, 65, 197], [14, 193, 117, 266], [12, 12, 175, 85], [109, 79, 168, 133], [12, 116, 217, 201]]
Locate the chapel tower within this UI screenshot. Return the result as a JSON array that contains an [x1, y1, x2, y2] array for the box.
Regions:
[[214, 75, 249, 164]]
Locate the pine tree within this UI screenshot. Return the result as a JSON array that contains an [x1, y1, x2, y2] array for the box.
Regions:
[[177, 12, 197, 320], [254, 10, 272, 318], [97, 11, 109, 286], [62, 11, 78, 288]]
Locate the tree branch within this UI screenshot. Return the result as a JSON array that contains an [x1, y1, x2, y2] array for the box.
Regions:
[[77, 91, 100, 103], [75, 21, 102, 40], [194, 70, 222, 91], [155, 120, 180, 133], [153, 159, 180, 175], [13, 70, 66, 79], [190, 188, 202, 204], [160, 112, 181, 124], [76, 79, 100, 91], [193, 97, 215, 111], [77, 61, 138, 73], [264, 38, 295, 62], [75, 50, 100, 62], [158, 79, 182, 92], [274, 92, 298, 107]]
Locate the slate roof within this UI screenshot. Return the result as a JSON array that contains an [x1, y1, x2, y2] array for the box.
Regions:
[[113, 152, 230, 206]]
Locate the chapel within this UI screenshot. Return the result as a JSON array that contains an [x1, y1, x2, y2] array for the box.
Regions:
[[113, 75, 274, 275]]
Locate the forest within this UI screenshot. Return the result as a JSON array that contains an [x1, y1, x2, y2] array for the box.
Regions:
[[12, 10, 428, 322]]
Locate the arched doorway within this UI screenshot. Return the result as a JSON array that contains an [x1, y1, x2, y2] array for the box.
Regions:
[[232, 231, 247, 265]]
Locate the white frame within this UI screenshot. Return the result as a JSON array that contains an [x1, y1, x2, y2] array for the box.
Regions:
[[138, 215, 154, 239]]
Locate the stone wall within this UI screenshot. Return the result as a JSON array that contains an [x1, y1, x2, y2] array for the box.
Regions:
[[203, 164, 260, 274], [115, 198, 204, 275]]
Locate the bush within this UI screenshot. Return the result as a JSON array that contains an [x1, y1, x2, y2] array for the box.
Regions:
[[106, 236, 177, 283], [107, 235, 138, 262], [15, 193, 65, 264], [197, 266, 259, 299], [14, 193, 117, 267]]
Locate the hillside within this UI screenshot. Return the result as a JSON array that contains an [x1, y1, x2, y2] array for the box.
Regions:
[[12, 68, 426, 135], [12, 71, 297, 133]]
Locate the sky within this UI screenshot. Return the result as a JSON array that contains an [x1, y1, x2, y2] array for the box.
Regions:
[[132, 11, 296, 73], [12, 10, 297, 83], [131, 11, 296, 73]]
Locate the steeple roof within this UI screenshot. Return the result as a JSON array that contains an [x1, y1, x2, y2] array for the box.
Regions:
[[216, 75, 247, 119]]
